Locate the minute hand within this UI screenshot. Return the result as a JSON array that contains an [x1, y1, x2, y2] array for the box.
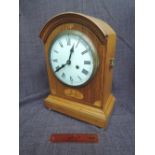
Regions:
[[67, 44, 74, 64]]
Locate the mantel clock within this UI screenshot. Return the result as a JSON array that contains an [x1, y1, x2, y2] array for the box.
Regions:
[[40, 12, 116, 128]]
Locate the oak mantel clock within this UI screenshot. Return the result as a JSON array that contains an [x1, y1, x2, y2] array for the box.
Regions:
[[40, 12, 116, 128]]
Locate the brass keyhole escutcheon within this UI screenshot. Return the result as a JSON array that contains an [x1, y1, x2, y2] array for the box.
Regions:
[[110, 58, 115, 68]]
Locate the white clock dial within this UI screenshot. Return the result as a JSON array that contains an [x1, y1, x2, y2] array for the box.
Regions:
[[49, 30, 98, 86]]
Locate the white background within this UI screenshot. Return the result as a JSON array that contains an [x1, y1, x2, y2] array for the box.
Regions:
[[135, 0, 155, 155], [0, 0, 155, 155]]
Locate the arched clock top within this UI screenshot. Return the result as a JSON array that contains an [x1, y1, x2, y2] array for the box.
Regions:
[[39, 12, 115, 44]]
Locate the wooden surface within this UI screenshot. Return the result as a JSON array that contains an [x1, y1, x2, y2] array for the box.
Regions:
[[40, 12, 116, 128]]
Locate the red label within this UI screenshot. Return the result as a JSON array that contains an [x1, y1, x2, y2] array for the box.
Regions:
[[50, 133, 98, 143]]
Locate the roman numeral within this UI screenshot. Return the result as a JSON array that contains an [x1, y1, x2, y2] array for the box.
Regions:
[[53, 50, 59, 53], [70, 76, 73, 82], [82, 69, 89, 75], [61, 72, 65, 78], [84, 60, 91, 65], [81, 49, 88, 55], [55, 66, 59, 70], [77, 75, 82, 81], [67, 35, 71, 45], [53, 59, 58, 62], [59, 41, 63, 47]]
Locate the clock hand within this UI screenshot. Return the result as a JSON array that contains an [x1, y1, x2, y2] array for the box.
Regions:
[[55, 64, 66, 73], [67, 44, 74, 65], [55, 44, 75, 73]]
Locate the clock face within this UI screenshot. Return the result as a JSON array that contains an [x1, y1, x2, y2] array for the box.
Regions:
[[49, 30, 99, 86]]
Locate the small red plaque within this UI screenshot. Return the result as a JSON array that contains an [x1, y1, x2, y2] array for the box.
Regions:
[[50, 133, 98, 143]]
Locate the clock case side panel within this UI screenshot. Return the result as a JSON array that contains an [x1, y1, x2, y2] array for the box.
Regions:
[[102, 33, 116, 110], [89, 16, 117, 122]]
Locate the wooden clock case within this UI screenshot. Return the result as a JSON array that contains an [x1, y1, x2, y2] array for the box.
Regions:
[[40, 12, 116, 128]]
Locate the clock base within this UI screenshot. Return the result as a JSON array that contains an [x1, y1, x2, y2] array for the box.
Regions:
[[44, 95, 115, 128]]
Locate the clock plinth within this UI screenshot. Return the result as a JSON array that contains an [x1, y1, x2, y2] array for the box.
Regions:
[[40, 12, 116, 128], [44, 94, 115, 128]]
